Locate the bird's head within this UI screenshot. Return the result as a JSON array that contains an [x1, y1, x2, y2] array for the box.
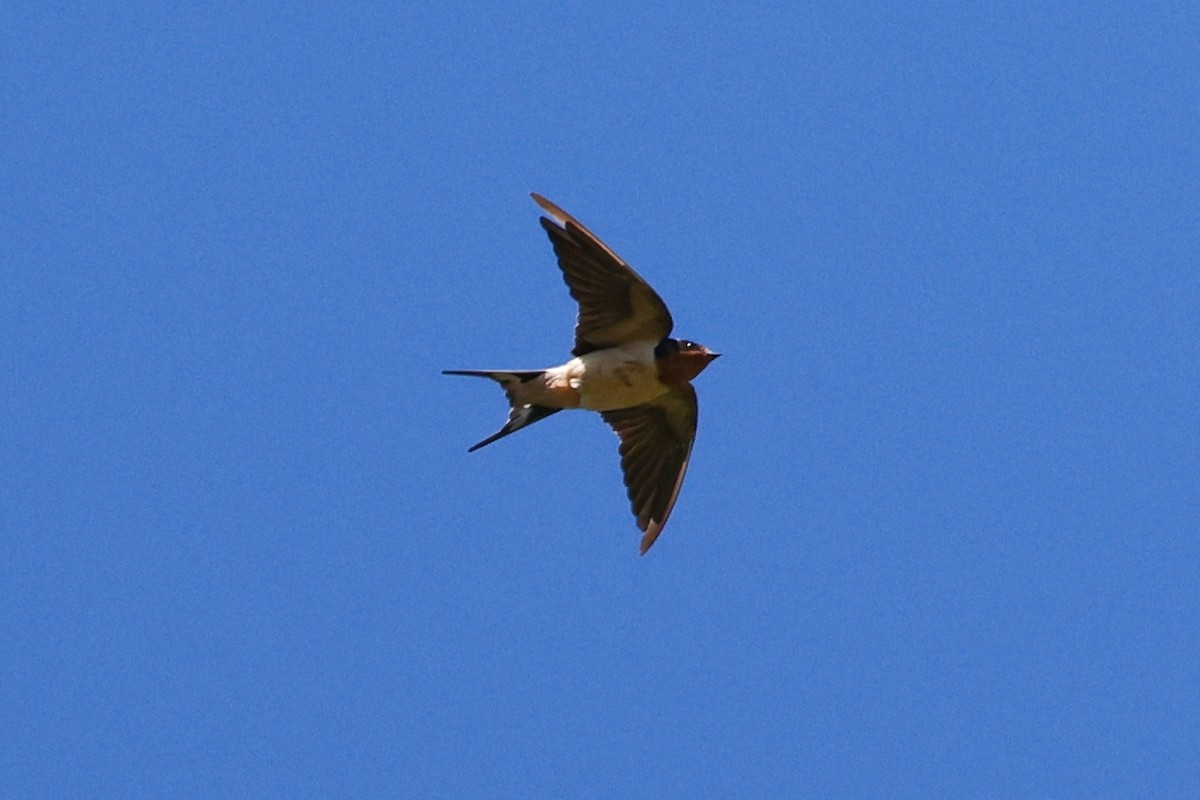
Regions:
[[654, 338, 720, 384]]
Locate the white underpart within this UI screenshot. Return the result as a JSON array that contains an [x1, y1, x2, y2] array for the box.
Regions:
[[547, 340, 667, 411]]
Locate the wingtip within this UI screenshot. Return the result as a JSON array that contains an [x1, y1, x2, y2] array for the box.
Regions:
[[530, 192, 567, 222], [639, 525, 663, 555]]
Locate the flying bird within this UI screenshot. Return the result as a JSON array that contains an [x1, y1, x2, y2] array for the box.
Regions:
[[443, 194, 719, 554]]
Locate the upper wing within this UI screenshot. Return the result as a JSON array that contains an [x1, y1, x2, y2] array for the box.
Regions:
[[601, 384, 698, 554], [532, 193, 673, 356]]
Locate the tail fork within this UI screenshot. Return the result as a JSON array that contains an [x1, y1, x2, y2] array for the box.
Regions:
[[441, 370, 561, 452]]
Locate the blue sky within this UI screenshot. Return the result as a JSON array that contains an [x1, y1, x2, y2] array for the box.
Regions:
[[4, 3, 1198, 797]]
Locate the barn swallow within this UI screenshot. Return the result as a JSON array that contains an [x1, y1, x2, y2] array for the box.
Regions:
[[443, 194, 719, 554]]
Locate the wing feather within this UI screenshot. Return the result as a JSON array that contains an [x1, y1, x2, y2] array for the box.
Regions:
[[532, 194, 674, 356], [601, 385, 698, 553]]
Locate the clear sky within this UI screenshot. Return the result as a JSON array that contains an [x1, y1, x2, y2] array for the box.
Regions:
[[4, 3, 1198, 797]]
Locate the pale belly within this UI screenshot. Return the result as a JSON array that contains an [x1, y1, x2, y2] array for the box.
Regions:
[[551, 342, 667, 411]]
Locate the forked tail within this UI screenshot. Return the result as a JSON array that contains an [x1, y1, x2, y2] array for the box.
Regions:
[[441, 369, 562, 452]]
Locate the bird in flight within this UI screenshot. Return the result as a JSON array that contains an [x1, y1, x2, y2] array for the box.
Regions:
[[443, 194, 719, 554]]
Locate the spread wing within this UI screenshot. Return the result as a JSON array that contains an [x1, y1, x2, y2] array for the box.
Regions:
[[601, 384, 698, 554], [532, 193, 674, 356]]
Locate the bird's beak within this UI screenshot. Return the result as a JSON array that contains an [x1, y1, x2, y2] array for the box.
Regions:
[[706, 351, 721, 361]]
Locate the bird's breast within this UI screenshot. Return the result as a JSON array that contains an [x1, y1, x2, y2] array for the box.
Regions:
[[561, 342, 667, 411]]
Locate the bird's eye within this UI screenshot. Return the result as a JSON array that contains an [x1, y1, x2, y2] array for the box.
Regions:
[[681, 340, 697, 350]]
